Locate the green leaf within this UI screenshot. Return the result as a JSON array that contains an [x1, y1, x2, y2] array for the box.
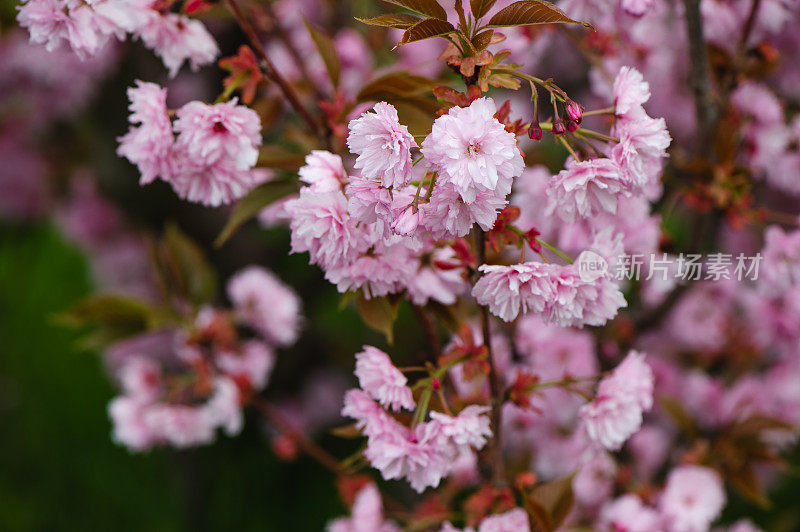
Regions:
[[400, 18, 457, 45], [471, 0, 498, 19], [163, 223, 217, 306], [257, 145, 306, 170], [486, 0, 593, 29], [357, 72, 440, 102], [57, 294, 155, 331], [356, 294, 400, 344], [356, 13, 421, 29], [55, 294, 166, 349], [382, 0, 447, 20], [304, 18, 341, 88], [214, 179, 299, 248]]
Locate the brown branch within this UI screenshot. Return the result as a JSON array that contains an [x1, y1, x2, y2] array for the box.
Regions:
[[224, 0, 326, 144], [681, 0, 717, 151], [473, 228, 505, 486], [412, 305, 442, 362], [251, 396, 345, 475], [262, 1, 327, 104]]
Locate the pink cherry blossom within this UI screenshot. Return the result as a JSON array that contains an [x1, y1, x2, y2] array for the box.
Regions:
[[422, 97, 523, 204], [227, 265, 302, 346], [298, 150, 346, 192], [422, 181, 508, 239], [136, 13, 218, 77], [599, 494, 663, 532], [477, 508, 531, 532], [347, 101, 417, 188], [173, 99, 261, 171], [472, 262, 557, 322], [215, 340, 276, 390], [288, 189, 368, 270], [621, 0, 656, 17], [354, 346, 415, 411], [546, 158, 632, 222], [660, 465, 726, 532], [613, 66, 651, 119], [404, 247, 468, 306], [327, 483, 401, 532], [108, 396, 157, 451], [117, 80, 176, 185], [429, 405, 492, 451], [580, 350, 653, 450]]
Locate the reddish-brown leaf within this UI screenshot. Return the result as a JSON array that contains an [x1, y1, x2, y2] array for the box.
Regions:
[[470, 0, 498, 19], [486, 0, 593, 29], [356, 13, 421, 29], [400, 18, 457, 45], [382, 0, 448, 19]]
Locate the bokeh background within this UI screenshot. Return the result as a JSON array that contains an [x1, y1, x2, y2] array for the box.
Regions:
[[2, 0, 800, 530]]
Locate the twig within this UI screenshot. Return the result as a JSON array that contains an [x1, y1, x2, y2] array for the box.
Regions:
[[224, 0, 326, 144], [473, 228, 505, 485], [251, 396, 345, 475], [739, 0, 763, 52], [412, 305, 442, 362]]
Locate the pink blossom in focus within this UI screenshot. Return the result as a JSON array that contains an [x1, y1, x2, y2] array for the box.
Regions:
[[613, 65, 651, 119], [354, 346, 415, 412], [422, 97, 523, 204], [117, 80, 176, 185], [288, 189, 368, 270], [299, 150, 346, 192], [136, 13, 219, 77], [347, 102, 417, 188], [546, 158, 632, 222]]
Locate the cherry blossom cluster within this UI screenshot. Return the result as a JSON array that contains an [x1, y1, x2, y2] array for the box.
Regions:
[[118, 81, 265, 206], [109, 266, 301, 450], [6, 0, 800, 530], [16, 0, 218, 74]]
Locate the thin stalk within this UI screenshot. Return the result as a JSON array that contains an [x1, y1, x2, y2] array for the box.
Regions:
[[224, 0, 327, 146]]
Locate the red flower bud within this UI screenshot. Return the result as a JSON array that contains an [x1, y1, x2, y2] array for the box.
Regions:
[[566, 119, 579, 132], [552, 118, 566, 135], [566, 99, 584, 124], [528, 121, 543, 141]]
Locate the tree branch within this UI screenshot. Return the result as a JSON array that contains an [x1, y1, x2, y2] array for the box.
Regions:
[[473, 228, 505, 486], [681, 0, 717, 150], [251, 396, 345, 476], [224, 0, 327, 145]]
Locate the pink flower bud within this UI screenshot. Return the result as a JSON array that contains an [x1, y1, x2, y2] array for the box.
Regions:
[[567, 119, 579, 132], [392, 205, 420, 235], [566, 100, 584, 124], [552, 118, 566, 135]]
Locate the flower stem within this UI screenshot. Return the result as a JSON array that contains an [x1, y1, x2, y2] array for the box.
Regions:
[[537, 238, 574, 264], [251, 396, 345, 475]]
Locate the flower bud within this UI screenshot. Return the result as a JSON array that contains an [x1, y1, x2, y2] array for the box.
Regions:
[[552, 118, 566, 135], [566, 119, 579, 133], [566, 100, 584, 124], [391, 205, 420, 236], [528, 121, 543, 141]]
